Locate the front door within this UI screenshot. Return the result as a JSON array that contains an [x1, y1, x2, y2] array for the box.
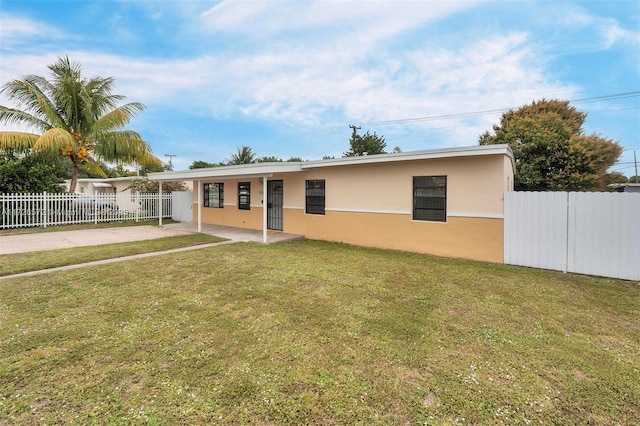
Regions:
[[267, 180, 283, 231]]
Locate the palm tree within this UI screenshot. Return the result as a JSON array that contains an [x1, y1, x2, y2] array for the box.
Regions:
[[228, 145, 256, 165], [0, 56, 161, 193]]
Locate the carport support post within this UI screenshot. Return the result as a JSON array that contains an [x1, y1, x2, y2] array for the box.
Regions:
[[197, 179, 202, 233], [158, 183, 163, 226], [263, 176, 268, 243]]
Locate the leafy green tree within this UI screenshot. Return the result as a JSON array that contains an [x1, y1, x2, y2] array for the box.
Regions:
[[126, 177, 188, 193], [257, 156, 282, 163], [479, 99, 622, 191], [286, 156, 303, 162], [603, 172, 628, 190], [628, 176, 640, 183], [189, 160, 225, 169], [344, 129, 386, 157], [0, 56, 161, 193], [228, 146, 256, 165], [0, 151, 67, 193], [138, 162, 172, 175]]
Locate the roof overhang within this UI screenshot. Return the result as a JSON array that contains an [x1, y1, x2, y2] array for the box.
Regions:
[[149, 144, 515, 181], [149, 162, 303, 181], [91, 182, 113, 188]]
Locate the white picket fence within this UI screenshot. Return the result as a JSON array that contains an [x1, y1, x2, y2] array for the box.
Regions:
[[0, 192, 172, 229], [504, 191, 640, 281]]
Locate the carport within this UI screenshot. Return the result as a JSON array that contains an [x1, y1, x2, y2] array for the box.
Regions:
[[149, 162, 304, 244]]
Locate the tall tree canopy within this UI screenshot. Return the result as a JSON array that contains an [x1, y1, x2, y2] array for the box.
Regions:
[[228, 146, 256, 165], [344, 128, 386, 157], [0, 56, 161, 193], [479, 99, 622, 191]]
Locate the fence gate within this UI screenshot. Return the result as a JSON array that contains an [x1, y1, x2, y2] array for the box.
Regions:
[[504, 191, 640, 281], [171, 191, 193, 223]]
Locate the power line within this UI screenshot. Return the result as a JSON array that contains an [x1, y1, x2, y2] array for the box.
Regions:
[[305, 91, 640, 157], [364, 91, 640, 126], [305, 91, 640, 139]]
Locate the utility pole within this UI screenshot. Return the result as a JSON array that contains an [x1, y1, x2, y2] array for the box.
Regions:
[[164, 154, 176, 168], [349, 124, 361, 138], [634, 150, 638, 183]]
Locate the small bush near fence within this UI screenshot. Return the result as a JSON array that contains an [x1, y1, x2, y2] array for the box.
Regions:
[[1, 192, 172, 229]]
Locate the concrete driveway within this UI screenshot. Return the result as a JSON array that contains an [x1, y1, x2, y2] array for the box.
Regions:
[[0, 226, 193, 255], [0, 224, 304, 255]]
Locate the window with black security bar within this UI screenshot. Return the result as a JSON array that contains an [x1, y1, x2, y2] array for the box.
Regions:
[[413, 176, 446, 222], [204, 183, 224, 208], [305, 179, 325, 215], [238, 182, 250, 210]]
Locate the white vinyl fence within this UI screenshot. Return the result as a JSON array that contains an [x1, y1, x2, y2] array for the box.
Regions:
[[171, 191, 193, 223], [504, 191, 640, 281], [1, 192, 172, 229]]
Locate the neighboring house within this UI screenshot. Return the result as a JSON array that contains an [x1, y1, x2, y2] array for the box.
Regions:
[[66, 177, 194, 195], [65, 177, 191, 213], [66, 177, 136, 195], [608, 183, 640, 193], [65, 177, 141, 213], [150, 144, 515, 263]]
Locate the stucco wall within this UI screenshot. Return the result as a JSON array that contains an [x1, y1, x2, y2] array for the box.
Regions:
[[284, 209, 504, 263]]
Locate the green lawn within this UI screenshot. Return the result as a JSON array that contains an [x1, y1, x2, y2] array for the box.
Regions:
[[1, 240, 638, 424], [0, 233, 225, 277]]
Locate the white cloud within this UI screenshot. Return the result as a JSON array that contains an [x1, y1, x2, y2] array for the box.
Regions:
[[199, 0, 480, 48], [0, 14, 66, 49], [554, 3, 640, 50]]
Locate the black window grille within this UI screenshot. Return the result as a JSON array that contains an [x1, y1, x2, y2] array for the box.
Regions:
[[238, 182, 250, 210], [306, 179, 325, 215], [204, 183, 224, 208], [413, 176, 446, 222]]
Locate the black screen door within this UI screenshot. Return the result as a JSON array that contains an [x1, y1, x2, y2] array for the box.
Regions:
[[267, 180, 283, 230]]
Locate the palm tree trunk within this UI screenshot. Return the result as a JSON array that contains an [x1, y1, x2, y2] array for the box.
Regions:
[[69, 163, 80, 193]]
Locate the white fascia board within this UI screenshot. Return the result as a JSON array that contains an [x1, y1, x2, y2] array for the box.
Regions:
[[149, 162, 303, 181], [302, 144, 513, 169]]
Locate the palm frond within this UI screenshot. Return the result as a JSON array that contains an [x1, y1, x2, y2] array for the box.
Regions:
[[0, 132, 39, 151], [0, 106, 51, 130], [93, 132, 160, 166], [91, 102, 146, 133], [139, 152, 163, 167], [81, 158, 108, 178], [84, 76, 124, 113], [1, 78, 65, 129], [33, 128, 76, 153]]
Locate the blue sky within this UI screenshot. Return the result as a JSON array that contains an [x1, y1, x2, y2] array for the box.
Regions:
[[1, 0, 639, 176]]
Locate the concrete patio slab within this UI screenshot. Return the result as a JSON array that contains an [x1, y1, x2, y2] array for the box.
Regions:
[[162, 222, 304, 244]]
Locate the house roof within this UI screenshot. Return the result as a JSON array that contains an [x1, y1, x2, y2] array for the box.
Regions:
[[70, 177, 141, 184], [149, 144, 514, 181], [608, 183, 640, 188]]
